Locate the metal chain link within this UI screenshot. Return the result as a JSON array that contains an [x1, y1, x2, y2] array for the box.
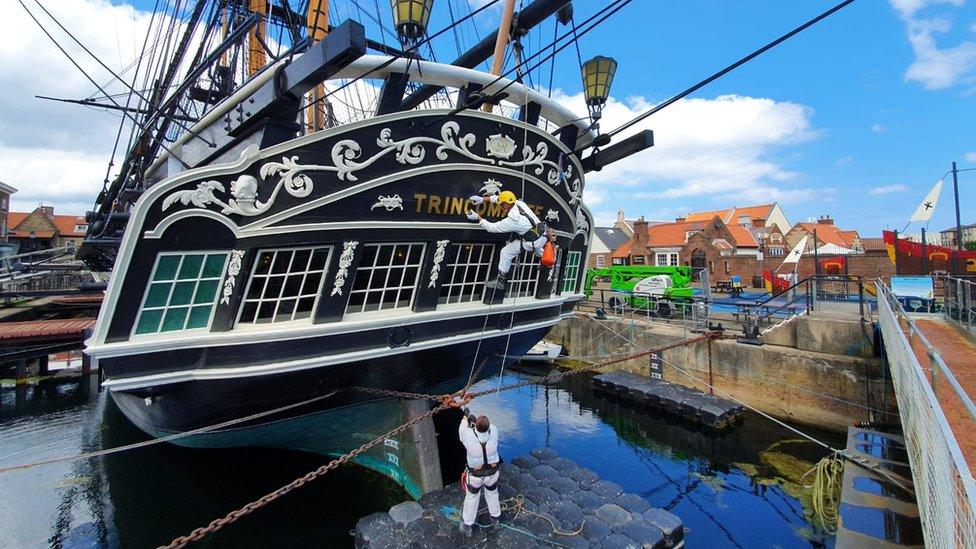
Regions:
[[162, 402, 452, 548], [163, 333, 714, 546], [350, 386, 445, 402]]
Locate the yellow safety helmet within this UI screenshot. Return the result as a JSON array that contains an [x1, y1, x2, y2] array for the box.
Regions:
[[497, 190, 517, 204]]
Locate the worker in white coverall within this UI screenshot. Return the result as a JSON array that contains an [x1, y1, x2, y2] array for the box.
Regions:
[[457, 407, 501, 537], [466, 190, 547, 291]]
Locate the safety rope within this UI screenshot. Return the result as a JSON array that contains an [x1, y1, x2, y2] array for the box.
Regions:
[[800, 452, 845, 533], [0, 390, 339, 475], [442, 493, 584, 541]]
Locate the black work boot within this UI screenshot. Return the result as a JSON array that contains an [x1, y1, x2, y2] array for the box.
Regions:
[[485, 271, 508, 291], [459, 523, 473, 538]]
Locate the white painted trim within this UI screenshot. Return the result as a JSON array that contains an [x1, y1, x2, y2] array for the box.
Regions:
[[88, 293, 579, 358], [241, 163, 578, 232], [102, 313, 571, 391], [92, 110, 586, 346]]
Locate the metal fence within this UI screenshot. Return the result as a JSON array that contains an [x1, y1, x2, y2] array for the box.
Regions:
[[943, 275, 976, 336], [877, 281, 976, 548]]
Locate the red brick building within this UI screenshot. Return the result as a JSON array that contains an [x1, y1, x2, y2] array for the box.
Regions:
[[8, 206, 88, 252]]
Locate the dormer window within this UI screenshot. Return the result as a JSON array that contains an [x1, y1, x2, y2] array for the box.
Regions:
[[738, 215, 751, 227], [75, 224, 87, 233]]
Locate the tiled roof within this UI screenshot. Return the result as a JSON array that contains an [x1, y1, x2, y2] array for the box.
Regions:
[[8, 210, 87, 237], [593, 226, 631, 252], [685, 204, 776, 225], [860, 237, 887, 251], [647, 221, 703, 247], [612, 240, 632, 258], [793, 223, 859, 248], [712, 238, 734, 251], [726, 225, 758, 248]]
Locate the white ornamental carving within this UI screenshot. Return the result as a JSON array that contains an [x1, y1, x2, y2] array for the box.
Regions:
[[371, 194, 404, 211], [428, 240, 450, 288], [486, 134, 517, 159], [546, 209, 560, 223], [575, 206, 590, 243], [220, 249, 246, 305], [331, 241, 358, 296], [479, 179, 503, 196], [161, 121, 580, 217]]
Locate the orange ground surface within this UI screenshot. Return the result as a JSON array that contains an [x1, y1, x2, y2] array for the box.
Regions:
[[908, 319, 976, 476], [0, 318, 96, 343]]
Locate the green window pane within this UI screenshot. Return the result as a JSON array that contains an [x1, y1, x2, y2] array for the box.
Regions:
[[144, 283, 172, 308], [161, 307, 189, 332], [170, 281, 196, 306], [202, 254, 227, 278], [135, 310, 164, 334], [178, 255, 204, 279], [186, 306, 213, 329], [194, 280, 219, 304], [153, 256, 180, 281]]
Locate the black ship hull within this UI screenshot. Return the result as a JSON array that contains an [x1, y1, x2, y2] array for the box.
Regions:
[[109, 324, 554, 497]]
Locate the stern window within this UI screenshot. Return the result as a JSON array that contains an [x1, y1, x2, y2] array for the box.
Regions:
[[510, 247, 541, 298], [562, 251, 582, 293], [135, 252, 228, 335], [346, 243, 425, 314], [439, 243, 495, 305], [238, 247, 332, 325]]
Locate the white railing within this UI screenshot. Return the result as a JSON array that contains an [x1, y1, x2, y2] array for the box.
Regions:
[[877, 281, 976, 548]]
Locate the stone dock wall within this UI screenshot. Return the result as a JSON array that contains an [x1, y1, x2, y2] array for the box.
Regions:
[[547, 315, 895, 432]]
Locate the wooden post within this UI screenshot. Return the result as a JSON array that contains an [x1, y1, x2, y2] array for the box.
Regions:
[[402, 398, 443, 495], [305, 0, 329, 132], [247, 0, 268, 76], [37, 354, 49, 376], [15, 359, 27, 384]]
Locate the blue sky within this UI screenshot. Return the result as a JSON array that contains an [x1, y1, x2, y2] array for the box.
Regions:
[[4, 0, 975, 236]]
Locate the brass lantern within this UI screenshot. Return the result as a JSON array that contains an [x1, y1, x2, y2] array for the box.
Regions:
[[392, 0, 434, 48], [581, 55, 617, 123]]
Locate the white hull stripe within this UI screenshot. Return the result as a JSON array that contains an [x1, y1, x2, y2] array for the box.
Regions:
[[102, 314, 570, 392], [87, 294, 581, 358]]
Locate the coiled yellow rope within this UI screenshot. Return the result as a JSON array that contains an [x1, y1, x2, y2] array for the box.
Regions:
[[801, 452, 845, 533]]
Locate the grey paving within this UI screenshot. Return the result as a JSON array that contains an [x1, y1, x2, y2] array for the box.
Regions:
[[353, 449, 684, 548]]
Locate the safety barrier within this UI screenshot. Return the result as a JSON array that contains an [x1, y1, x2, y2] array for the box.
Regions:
[[942, 275, 976, 337], [876, 281, 976, 548]]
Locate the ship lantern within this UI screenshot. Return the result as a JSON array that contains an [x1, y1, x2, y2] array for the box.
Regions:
[[581, 55, 617, 123], [392, 0, 434, 48]]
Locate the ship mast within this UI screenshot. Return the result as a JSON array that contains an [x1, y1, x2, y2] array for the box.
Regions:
[[247, 0, 268, 76], [483, 0, 517, 113], [306, 0, 330, 132]]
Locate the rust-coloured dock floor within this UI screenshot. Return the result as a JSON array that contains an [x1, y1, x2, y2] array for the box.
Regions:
[[0, 317, 96, 344], [908, 318, 976, 475]]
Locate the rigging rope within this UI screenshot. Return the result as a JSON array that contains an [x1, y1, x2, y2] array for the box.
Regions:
[[0, 390, 339, 475]]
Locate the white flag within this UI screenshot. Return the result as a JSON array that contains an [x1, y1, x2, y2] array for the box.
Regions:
[[782, 235, 808, 264], [910, 179, 943, 222]]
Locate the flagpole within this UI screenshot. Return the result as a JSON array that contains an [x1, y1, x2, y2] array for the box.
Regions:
[[921, 227, 927, 274], [952, 161, 962, 275]]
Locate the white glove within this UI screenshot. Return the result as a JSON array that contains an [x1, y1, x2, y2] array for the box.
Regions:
[[466, 210, 480, 222], [469, 195, 484, 205]]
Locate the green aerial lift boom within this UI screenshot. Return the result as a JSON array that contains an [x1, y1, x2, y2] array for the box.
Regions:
[[583, 265, 695, 317]]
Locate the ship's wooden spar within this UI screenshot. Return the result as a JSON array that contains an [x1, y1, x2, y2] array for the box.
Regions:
[[248, 0, 268, 76], [482, 0, 517, 113], [306, 0, 330, 132]]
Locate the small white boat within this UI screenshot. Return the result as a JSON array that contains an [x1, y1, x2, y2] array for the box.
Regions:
[[521, 341, 563, 363]]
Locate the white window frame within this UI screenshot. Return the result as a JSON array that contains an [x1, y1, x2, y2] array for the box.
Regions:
[[236, 246, 332, 326], [562, 251, 582, 293], [439, 243, 495, 305], [509, 247, 542, 298], [595, 254, 605, 268], [132, 251, 229, 337], [346, 242, 426, 315], [655, 253, 668, 267]]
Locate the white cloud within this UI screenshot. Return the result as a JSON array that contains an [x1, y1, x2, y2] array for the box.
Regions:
[[551, 91, 818, 204], [869, 183, 909, 195], [836, 155, 854, 166], [871, 123, 887, 133], [964, 151, 976, 161], [890, 0, 976, 89]]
